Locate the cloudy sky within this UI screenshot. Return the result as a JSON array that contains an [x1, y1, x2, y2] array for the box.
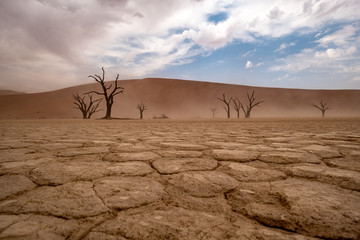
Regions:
[[0, 0, 359, 93]]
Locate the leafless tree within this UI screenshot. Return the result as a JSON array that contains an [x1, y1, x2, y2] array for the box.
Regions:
[[73, 93, 102, 119], [232, 98, 241, 118], [88, 97, 103, 119], [86, 67, 124, 119], [311, 100, 329, 118], [210, 108, 217, 118], [217, 93, 232, 118], [239, 91, 263, 118], [137, 102, 147, 119]]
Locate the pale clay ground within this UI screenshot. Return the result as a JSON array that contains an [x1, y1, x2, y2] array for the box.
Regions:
[[0, 118, 359, 240]]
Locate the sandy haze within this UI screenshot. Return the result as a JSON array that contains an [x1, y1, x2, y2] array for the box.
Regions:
[[0, 78, 359, 119]]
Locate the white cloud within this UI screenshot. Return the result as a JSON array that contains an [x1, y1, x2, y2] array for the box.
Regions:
[[314, 47, 357, 59], [246, 61, 253, 69], [1, 0, 360, 91], [267, 7, 284, 20], [316, 25, 358, 47], [351, 76, 360, 82], [273, 74, 289, 82], [189, 21, 236, 49], [237, 0, 360, 38], [272, 73, 298, 82], [242, 49, 256, 57], [270, 24, 360, 73], [275, 43, 287, 53], [270, 46, 359, 72], [315, 29, 329, 38], [274, 42, 296, 53]]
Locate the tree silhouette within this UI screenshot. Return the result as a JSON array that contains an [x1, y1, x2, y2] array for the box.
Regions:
[[312, 100, 329, 118], [239, 91, 263, 118], [210, 108, 217, 118], [86, 67, 124, 119], [73, 93, 102, 119], [137, 102, 147, 119], [232, 98, 241, 118], [217, 93, 232, 118]]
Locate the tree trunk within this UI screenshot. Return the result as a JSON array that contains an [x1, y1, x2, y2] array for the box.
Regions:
[[218, 94, 232, 119], [105, 103, 112, 119], [140, 111, 143, 119], [322, 111, 325, 118]]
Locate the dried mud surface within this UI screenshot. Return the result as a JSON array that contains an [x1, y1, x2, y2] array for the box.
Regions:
[[0, 118, 359, 240]]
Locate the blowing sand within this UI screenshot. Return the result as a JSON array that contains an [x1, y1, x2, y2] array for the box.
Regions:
[[0, 118, 359, 239], [0, 78, 359, 119]]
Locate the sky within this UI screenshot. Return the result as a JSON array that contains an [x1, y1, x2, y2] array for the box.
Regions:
[[0, 0, 360, 93]]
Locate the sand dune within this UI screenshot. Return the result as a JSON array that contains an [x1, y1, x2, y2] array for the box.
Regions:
[[0, 90, 25, 95], [0, 78, 359, 119]]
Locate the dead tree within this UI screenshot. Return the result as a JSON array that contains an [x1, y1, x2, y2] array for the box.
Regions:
[[73, 94, 88, 119], [137, 102, 147, 119], [312, 100, 329, 118], [210, 108, 217, 118], [73, 93, 102, 119], [217, 93, 232, 118], [86, 67, 124, 119], [240, 91, 263, 118], [87, 95, 103, 119], [232, 98, 241, 118]]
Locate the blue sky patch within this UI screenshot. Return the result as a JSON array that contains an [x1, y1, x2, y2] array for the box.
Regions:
[[207, 12, 228, 24]]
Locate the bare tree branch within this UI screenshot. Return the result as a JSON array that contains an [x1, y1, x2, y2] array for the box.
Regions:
[[87, 67, 124, 119], [112, 89, 124, 97], [88, 97, 102, 119], [217, 93, 232, 118], [73, 99, 84, 112], [73, 93, 102, 119], [106, 84, 113, 91], [84, 90, 104, 96], [110, 74, 120, 97], [136, 102, 147, 119], [88, 75, 102, 83], [236, 91, 263, 118], [232, 98, 242, 118], [101, 67, 105, 81], [312, 100, 329, 118], [210, 108, 217, 118]]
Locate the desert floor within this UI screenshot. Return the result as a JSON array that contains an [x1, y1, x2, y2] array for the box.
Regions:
[[0, 118, 359, 239]]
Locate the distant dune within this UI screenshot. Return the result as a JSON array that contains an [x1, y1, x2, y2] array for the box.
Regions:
[[0, 90, 25, 95], [0, 78, 359, 119]]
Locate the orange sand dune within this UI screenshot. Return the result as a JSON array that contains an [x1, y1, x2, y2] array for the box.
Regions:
[[0, 90, 25, 95], [0, 78, 359, 119]]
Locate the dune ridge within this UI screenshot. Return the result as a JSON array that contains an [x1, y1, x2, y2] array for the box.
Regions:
[[0, 78, 359, 119]]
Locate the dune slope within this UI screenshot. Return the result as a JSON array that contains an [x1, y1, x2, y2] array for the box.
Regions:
[[0, 78, 359, 119]]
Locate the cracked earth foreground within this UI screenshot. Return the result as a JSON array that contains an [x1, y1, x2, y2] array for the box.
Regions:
[[0, 118, 359, 240]]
